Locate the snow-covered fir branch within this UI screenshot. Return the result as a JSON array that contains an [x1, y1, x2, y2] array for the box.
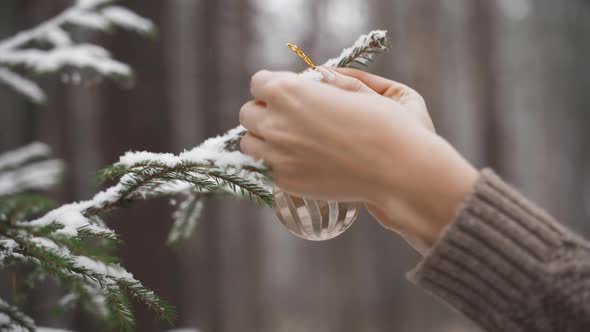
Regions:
[[0, 142, 52, 170], [102, 29, 391, 247], [322, 30, 389, 68], [0, 0, 155, 104], [0, 142, 65, 196], [0, 1, 163, 329], [0, 29, 390, 332], [15, 29, 390, 255], [167, 193, 204, 247], [0, 298, 35, 332], [0, 192, 175, 331]]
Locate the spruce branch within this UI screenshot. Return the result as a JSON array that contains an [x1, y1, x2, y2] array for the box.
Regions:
[[0, 142, 53, 172], [97, 29, 392, 248], [105, 286, 135, 331], [322, 30, 390, 69], [0, 144, 173, 331], [0, 229, 175, 330], [167, 193, 204, 247], [0, 0, 155, 104], [0, 297, 35, 332], [0, 30, 390, 331], [0, 143, 64, 197]]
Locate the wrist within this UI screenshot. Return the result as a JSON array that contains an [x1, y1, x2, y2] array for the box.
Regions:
[[369, 134, 478, 249]]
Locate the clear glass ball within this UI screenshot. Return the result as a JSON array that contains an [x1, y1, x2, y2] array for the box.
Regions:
[[273, 187, 361, 241]]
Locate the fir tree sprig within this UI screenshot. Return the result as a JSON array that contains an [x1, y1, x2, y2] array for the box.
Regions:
[[117, 29, 392, 248], [0, 227, 176, 331], [0, 143, 64, 196], [323, 30, 390, 69], [167, 193, 204, 248], [0, 29, 390, 331], [0, 0, 155, 104], [0, 298, 35, 332]]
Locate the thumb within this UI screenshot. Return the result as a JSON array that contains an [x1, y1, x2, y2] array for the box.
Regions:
[[316, 67, 377, 95]]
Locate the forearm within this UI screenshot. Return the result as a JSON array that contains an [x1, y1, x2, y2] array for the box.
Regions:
[[409, 169, 590, 331]]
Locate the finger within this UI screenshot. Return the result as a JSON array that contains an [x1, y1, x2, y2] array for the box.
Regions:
[[250, 70, 299, 103], [240, 132, 270, 161], [239, 100, 267, 136], [316, 66, 377, 95], [332, 68, 431, 128], [332, 68, 419, 102]]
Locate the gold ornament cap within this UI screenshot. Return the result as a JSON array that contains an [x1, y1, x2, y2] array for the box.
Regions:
[[287, 43, 316, 70]]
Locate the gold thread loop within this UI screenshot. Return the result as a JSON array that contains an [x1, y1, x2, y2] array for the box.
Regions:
[[287, 43, 316, 70]]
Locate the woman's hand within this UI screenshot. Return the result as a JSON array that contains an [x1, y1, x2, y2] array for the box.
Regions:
[[239, 68, 478, 253]]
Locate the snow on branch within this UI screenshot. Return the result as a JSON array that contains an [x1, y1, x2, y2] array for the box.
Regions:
[[0, 298, 35, 332], [0, 44, 132, 78], [0, 30, 390, 331], [0, 142, 64, 196], [0, 68, 45, 103], [0, 142, 51, 170], [20, 29, 390, 251], [167, 193, 204, 247], [0, 160, 64, 196], [0, 0, 155, 104], [0, 226, 175, 331], [99, 29, 391, 246], [322, 30, 390, 68]]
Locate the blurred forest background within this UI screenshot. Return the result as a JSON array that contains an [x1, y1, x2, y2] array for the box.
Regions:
[[1, 0, 590, 331]]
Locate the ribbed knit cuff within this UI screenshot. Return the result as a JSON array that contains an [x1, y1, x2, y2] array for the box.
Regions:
[[408, 169, 573, 331]]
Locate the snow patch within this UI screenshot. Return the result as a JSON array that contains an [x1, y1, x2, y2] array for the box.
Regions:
[[0, 142, 51, 170], [102, 6, 155, 34], [0, 159, 64, 196], [323, 30, 388, 67], [0, 44, 131, 77], [119, 125, 264, 170], [0, 68, 46, 103]]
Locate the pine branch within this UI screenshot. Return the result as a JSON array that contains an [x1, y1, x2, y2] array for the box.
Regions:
[[0, 30, 391, 330], [0, 194, 55, 226], [0, 297, 35, 332], [105, 286, 135, 331], [0, 142, 53, 172], [167, 193, 204, 247], [0, 0, 155, 104], [0, 160, 65, 197], [322, 30, 390, 68], [0, 229, 175, 330], [0, 68, 45, 104], [0, 143, 65, 197], [95, 29, 391, 248], [117, 279, 176, 324]]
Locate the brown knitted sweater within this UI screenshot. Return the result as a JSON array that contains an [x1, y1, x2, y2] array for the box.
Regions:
[[409, 169, 590, 331]]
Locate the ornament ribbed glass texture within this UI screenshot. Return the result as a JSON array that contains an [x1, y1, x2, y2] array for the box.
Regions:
[[273, 186, 361, 241]]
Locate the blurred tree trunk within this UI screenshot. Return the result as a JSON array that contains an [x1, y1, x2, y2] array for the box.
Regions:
[[162, 0, 204, 330], [165, 0, 224, 331], [492, 0, 590, 234], [215, 0, 269, 330]]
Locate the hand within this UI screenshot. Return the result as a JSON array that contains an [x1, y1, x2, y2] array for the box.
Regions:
[[239, 68, 478, 253], [240, 68, 417, 202], [326, 68, 444, 253]]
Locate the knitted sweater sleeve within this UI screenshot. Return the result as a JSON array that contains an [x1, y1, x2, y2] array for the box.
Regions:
[[408, 169, 590, 331]]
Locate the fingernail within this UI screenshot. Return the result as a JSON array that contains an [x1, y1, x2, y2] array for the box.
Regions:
[[316, 67, 336, 82]]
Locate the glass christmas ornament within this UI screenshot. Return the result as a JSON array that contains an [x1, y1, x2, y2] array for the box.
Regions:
[[273, 186, 361, 241], [272, 43, 360, 240]]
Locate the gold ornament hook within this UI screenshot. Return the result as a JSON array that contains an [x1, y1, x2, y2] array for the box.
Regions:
[[287, 43, 316, 70]]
